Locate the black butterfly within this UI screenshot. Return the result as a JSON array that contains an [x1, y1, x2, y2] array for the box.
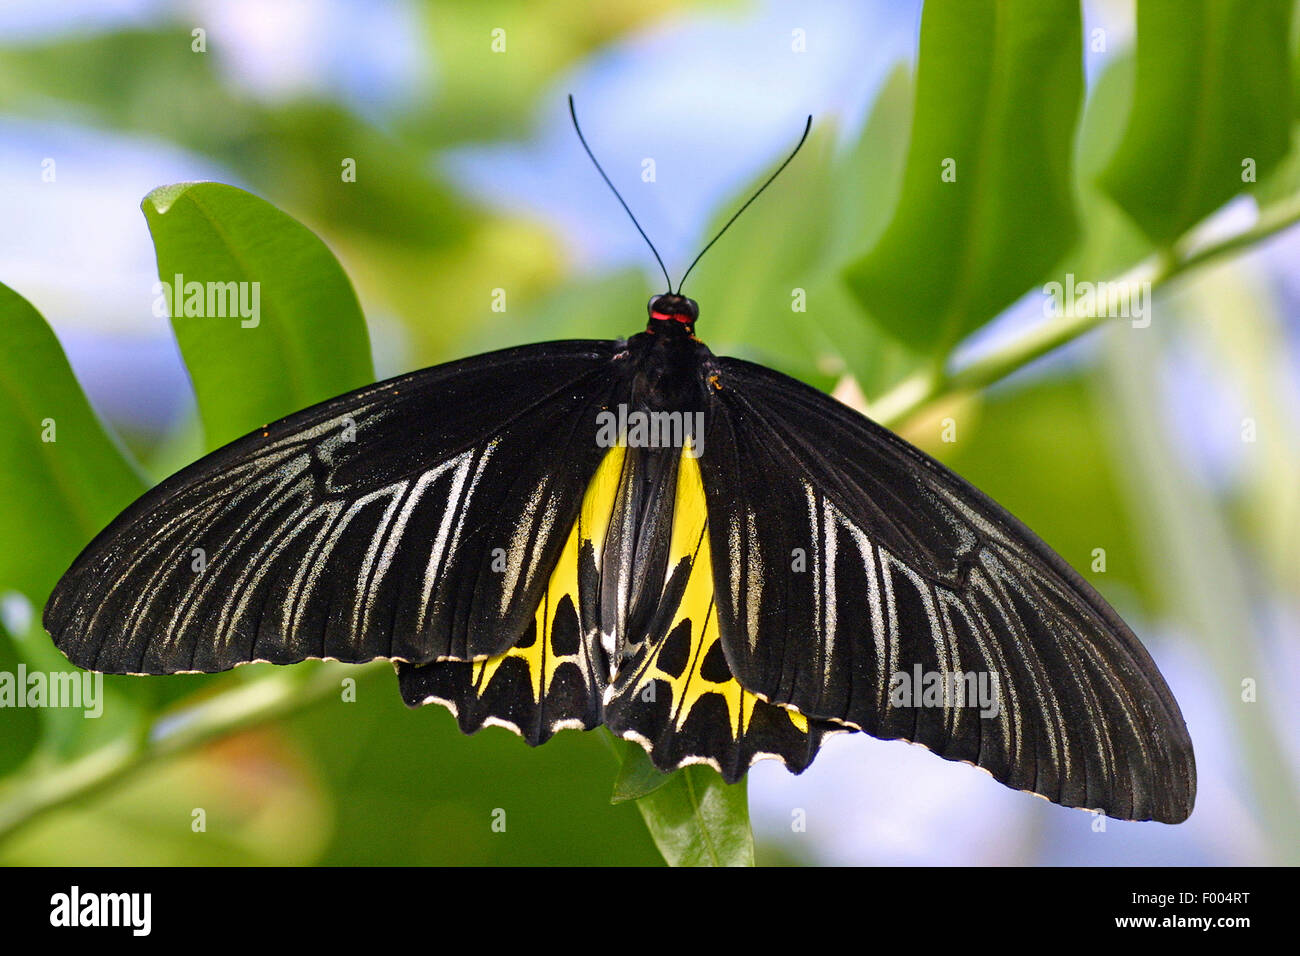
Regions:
[[43, 101, 1195, 823]]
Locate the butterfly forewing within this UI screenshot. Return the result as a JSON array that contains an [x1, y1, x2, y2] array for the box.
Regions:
[[396, 445, 627, 742], [698, 357, 1196, 823], [44, 341, 621, 675]]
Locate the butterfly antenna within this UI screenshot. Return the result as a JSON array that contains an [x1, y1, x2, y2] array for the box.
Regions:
[[569, 95, 673, 293], [676, 114, 812, 294]]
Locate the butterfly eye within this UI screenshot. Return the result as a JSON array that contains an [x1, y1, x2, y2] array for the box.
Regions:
[[647, 294, 662, 313]]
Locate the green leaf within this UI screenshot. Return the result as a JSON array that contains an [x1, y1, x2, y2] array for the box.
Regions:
[[670, 66, 922, 392], [684, 125, 845, 386], [142, 182, 375, 449], [682, 76, 915, 395], [1291, 0, 1300, 116], [844, 0, 1083, 354], [0, 285, 150, 765], [826, 64, 914, 267], [0, 30, 469, 250], [0, 282, 145, 604], [289, 686, 662, 865], [626, 748, 754, 867], [610, 738, 673, 803], [1254, 122, 1300, 207], [1097, 0, 1293, 246], [1058, 51, 1154, 281], [817, 64, 924, 399]]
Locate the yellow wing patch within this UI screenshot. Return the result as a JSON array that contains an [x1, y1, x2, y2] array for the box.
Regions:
[[470, 445, 626, 700], [623, 450, 806, 738], [404, 441, 822, 772]]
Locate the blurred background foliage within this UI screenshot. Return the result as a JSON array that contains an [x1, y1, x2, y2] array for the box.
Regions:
[[0, 0, 1297, 865]]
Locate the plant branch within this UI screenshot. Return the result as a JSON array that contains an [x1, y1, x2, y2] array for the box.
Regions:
[[867, 190, 1300, 429], [0, 661, 386, 844]]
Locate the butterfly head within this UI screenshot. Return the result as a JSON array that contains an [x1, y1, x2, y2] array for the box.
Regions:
[[647, 293, 699, 335]]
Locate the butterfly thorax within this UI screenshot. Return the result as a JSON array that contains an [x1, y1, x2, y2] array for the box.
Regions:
[[625, 292, 715, 413]]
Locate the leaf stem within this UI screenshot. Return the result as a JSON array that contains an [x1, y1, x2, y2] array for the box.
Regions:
[[868, 191, 1300, 429]]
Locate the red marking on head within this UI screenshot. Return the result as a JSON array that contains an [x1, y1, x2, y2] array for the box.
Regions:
[[650, 310, 692, 325]]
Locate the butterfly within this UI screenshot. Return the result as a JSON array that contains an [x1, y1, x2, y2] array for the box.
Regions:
[[43, 99, 1195, 823]]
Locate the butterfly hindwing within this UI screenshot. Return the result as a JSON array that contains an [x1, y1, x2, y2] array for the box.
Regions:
[[400, 441, 839, 778], [396, 446, 627, 743], [603, 449, 839, 782], [699, 358, 1196, 822], [44, 341, 622, 675]]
